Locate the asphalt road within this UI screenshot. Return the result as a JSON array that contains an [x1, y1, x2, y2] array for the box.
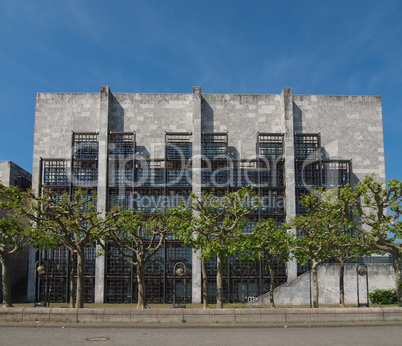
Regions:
[[1, 322, 401, 345]]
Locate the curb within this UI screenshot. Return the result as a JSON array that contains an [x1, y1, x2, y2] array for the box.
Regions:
[[0, 307, 401, 324]]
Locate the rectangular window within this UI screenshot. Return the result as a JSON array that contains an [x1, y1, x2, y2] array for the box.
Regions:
[[258, 134, 284, 159], [109, 133, 135, 159], [294, 134, 320, 160]]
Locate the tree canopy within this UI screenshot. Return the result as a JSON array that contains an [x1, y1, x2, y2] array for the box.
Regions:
[[0, 183, 30, 307]]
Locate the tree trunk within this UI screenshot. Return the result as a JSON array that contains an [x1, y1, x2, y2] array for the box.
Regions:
[[136, 262, 148, 309], [216, 256, 224, 308], [339, 258, 345, 308], [312, 260, 319, 308], [392, 254, 402, 307], [267, 258, 275, 308], [76, 249, 85, 309], [201, 258, 209, 309], [69, 251, 75, 308], [1, 253, 12, 308]]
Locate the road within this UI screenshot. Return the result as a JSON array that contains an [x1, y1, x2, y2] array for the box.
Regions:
[[1, 322, 401, 345]]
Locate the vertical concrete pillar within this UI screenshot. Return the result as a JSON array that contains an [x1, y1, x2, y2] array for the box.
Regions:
[[191, 86, 202, 303], [281, 88, 298, 282], [95, 86, 111, 303]]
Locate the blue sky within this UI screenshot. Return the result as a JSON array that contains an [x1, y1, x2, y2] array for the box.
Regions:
[[0, 0, 401, 181]]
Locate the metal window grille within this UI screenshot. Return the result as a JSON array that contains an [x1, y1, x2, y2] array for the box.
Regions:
[[322, 160, 351, 187], [166, 169, 191, 186], [201, 133, 228, 159], [135, 188, 165, 213], [43, 160, 70, 186], [202, 161, 228, 187], [105, 244, 132, 275], [165, 189, 192, 210], [165, 133, 192, 160], [109, 160, 134, 186], [294, 134, 320, 160], [166, 142, 192, 160], [105, 278, 132, 303], [258, 134, 284, 159], [260, 189, 285, 215], [144, 248, 164, 276], [295, 188, 309, 215], [109, 132, 135, 159], [136, 160, 165, 186], [108, 187, 134, 210], [230, 254, 259, 276], [72, 160, 98, 186], [229, 161, 258, 187], [36, 247, 95, 303], [259, 161, 285, 187], [295, 161, 320, 187], [73, 133, 99, 159]]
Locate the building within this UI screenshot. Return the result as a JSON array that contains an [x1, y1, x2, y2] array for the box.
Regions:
[[29, 86, 385, 304], [0, 161, 32, 190], [0, 161, 32, 302]]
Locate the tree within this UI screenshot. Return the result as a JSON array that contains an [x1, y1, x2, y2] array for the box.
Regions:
[[22, 189, 121, 308], [239, 218, 291, 308], [304, 188, 372, 308], [288, 194, 334, 308], [98, 210, 174, 309], [172, 187, 260, 308], [0, 183, 30, 307], [352, 175, 402, 307]]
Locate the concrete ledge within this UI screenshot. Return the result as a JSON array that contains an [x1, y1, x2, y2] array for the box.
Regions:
[[22, 307, 50, 322], [157, 308, 184, 323], [131, 308, 158, 323], [286, 308, 312, 322], [183, 309, 210, 323], [235, 308, 261, 323], [210, 308, 236, 323], [78, 308, 104, 323], [104, 308, 131, 323], [310, 307, 384, 322], [50, 308, 77, 323], [1, 307, 401, 324], [383, 307, 402, 321], [260, 308, 287, 323], [0, 307, 24, 322]]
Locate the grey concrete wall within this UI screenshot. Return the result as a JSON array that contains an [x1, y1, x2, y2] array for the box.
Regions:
[[32, 92, 100, 193], [111, 93, 193, 159], [0, 161, 11, 185], [251, 264, 395, 306], [293, 95, 385, 183], [201, 93, 284, 160]]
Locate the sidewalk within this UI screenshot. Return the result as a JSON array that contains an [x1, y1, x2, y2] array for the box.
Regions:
[[1, 306, 401, 324]]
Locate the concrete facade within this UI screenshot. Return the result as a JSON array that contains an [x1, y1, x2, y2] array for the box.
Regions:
[[32, 88, 385, 191], [30, 86, 385, 304]]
